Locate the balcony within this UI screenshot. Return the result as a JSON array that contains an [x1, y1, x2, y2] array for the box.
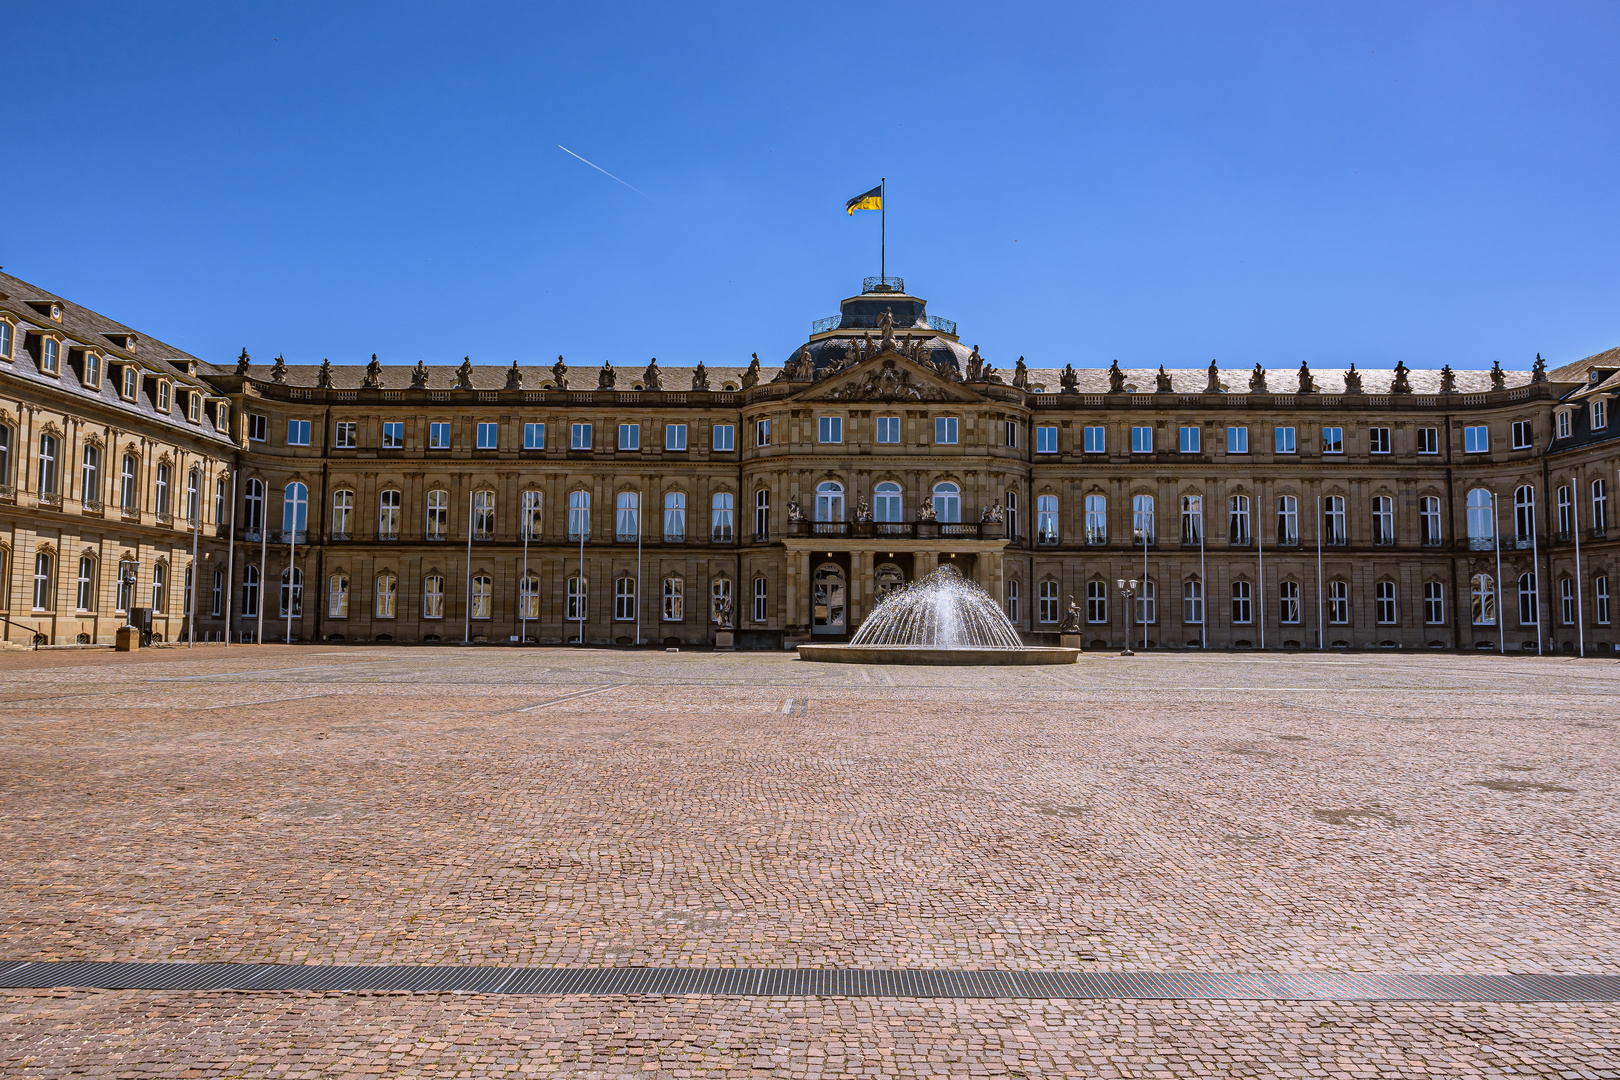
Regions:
[[753, 531, 770, 544], [811, 522, 849, 537], [875, 522, 914, 539], [40, 491, 62, 509], [81, 499, 104, 516], [1324, 534, 1347, 547], [1468, 536, 1496, 551], [1276, 534, 1300, 547], [1505, 535, 1535, 550], [273, 530, 307, 545], [567, 531, 589, 543], [940, 522, 984, 539], [425, 531, 448, 542], [156, 509, 173, 525]]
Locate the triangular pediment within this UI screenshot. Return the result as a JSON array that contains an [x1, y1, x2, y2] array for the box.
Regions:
[[796, 352, 984, 404]]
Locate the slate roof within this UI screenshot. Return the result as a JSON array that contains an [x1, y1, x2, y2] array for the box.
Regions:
[[1018, 365, 1531, 396], [253, 362, 760, 393]]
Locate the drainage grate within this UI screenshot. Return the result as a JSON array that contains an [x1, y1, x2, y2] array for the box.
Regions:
[[2, 961, 1617, 1001]]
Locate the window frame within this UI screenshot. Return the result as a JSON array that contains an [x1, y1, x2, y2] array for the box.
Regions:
[[1274, 426, 1296, 454], [286, 419, 312, 446], [522, 422, 545, 450], [934, 416, 959, 445], [711, 424, 735, 452], [1130, 426, 1153, 454], [817, 416, 843, 445], [476, 421, 499, 450], [1179, 426, 1201, 454], [1463, 425, 1490, 454], [1037, 426, 1060, 454], [246, 413, 268, 442], [1368, 427, 1391, 455], [570, 422, 592, 450], [1226, 425, 1248, 454], [1416, 426, 1439, 455], [665, 423, 688, 452], [334, 421, 357, 449], [428, 421, 452, 450], [617, 423, 640, 451], [875, 416, 900, 444], [1321, 426, 1344, 455]]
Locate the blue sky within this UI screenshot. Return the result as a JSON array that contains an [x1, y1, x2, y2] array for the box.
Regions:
[[4, 2, 1617, 373]]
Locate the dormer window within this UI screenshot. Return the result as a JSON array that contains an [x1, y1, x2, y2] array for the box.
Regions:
[[84, 352, 101, 389], [50, 303, 61, 321], [1556, 408, 1573, 440], [0, 318, 12, 360], [41, 337, 59, 375], [214, 401, 229, 431], [104, 333, 137, 353], [121, 365, 140, 401], [156, 380, 171, 413], [187, 391, 202, 423], [1593, 399, 1608, 431]]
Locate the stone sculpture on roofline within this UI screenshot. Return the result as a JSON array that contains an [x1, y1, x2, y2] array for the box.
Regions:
[[1156, 365, 1173, 393], [1343, 363, 1363, 395], [1060, 364, 1079, 394], [1249, 363, 1267, 394], [271, 354, 287, 383], [1204, 359, 1221, 394], [317, 358, 333, 389], [363, 353, 384, 389], [1108, 359, 1126, 394], [235, 347, 251, 376], [455, 357, 474, 391], [551, 355, 567, 387], [1391, 360, 1412, 394], [1012, 356, 1029, 390], [691, 360, 710, 392], [598, 360, 616, 390], [642, 358, 661, 391], [1491, 360, 1506, 392], [742, 353, 761, 389], [1297, 360, 1317, 394], [505, 358, 523, 391], [1439, 365, 1456, 394], [1532, 353, 1548, 383], [411, 358, 429, 389]]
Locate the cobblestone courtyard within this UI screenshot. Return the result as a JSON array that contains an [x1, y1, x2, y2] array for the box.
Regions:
[[0, 646, 1616, 1076]]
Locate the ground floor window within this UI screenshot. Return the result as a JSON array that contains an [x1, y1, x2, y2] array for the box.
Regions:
[[1519, 572, 1538, 626], [1086, 580, 1107, 623], [1560, 576, 1575, 625], [1038, 580, 1059, 623], [423, 575, 444, 619], [519, 573, 540, 621], [662, 576, 683, 621], [1424, 581, 1445, 625], [712, 577, 731, 623], [328, 573, 349, 618], [1472, 573, 1496, 626], [1183, 578, 1203, 625], [376, 572, 397, 619], [1230, 580, 1251, 625], [1598, 575, 1611, 626], [1006, 578, 1019, 623], [242, 565, 259, 618], [1327, 580, 1349, 624], [753, 576, 768, 623], [1136, 580, 1156, 625], [1279, 581, 1300, 624], [1375, 580, 1396, 625], [211, 568, 223, 616], [615, 576, 636, 621], [567, 575, 586, 622], [278, 566, 300, 617], [471, 575, 491, 619]]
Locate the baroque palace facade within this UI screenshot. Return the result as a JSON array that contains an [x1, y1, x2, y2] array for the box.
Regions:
[[3, 267, 1619, 653]]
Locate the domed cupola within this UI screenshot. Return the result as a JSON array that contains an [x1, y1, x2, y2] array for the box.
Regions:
[[792, 277, 971, 379]]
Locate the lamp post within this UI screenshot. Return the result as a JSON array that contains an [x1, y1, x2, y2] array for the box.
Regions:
[[1116, 578, 1138, 657]]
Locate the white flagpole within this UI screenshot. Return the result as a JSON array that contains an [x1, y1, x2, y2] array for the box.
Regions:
[[636, 489, 643, 648], [224, 469, 235, 647], [1257, 493, 1265, 650], [1531, 489, 1543, 656], [1573, 479, 1586, 657], [1315, 495, 1324, 650], [257, 499, 266, 645], [521, 494, 530, 645], [286, 490, 296, 645], [188, 465, 199, 648], [464, 488, 474, 644], [1493, 491, 1504, 655], [1198, 496, 1206, 650]]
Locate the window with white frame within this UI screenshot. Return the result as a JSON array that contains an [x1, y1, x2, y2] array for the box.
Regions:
[[247, 413, 267, 442], [1083, 426, 1105, 453], [1593, 478, 1608, 532], [1556, 410, 1572, 439], [712, 424, 735, 451], [1005, 489, 1019, 541], [1594, 400, 1608, 430], [426, 489, 448, 540], [1004, 421, 1018, 449], [471, 575, 491, 619], [876, 416, 900, 444], [570, 422, 592, 450], [1598, 575, 1611, 626], [83, 352, 101, 388], [1279, 580, 1301, 624], [1417, 426, 1439, 454], [661, 490, 686, 541], [376, 572, 397, 619], [1519, 572, 1538, 626], [76, 555, 96, 611], [32, 551, 52, 609], [614, 576, 636, 621], [712, 491, 734, 541], [187, 392, 202, 423], [1227, 425, 1248, 453], [211, 566, 223, 616], [1005, 577, 1019, 623], [874, 482, 902, 523], [1084, 494, 1106, 544], [1086, 580, 1108, 623], [753, 576, 768, 623], [0, 319, 11, 359], [1514, 485, 1535, 540], [41, 339, 59, 374], [428, 421, 451, 449], [1036, 426, 1059, 454], [935, 417, 958, 444], [1375, 580, 1397, 624], [80, 444, 100, 506], [476, 421, 498, 449], [1557, 484, 1574, 535], [1136, 580, 1156, 625], [1424, 581, 1445, 624], [117, 559, 138, 613], [287, 419, 311, 446], [754, 419, 770, 447], [754, 489, 769, 539], [931, 482, 960, 524], [328, 573, 349, 618], [241, 477, 262, 532], [1179, 426, 1201, 454], [1464, 425, 1489, 453], [1276, 495, 1299, 545], [1183, 578, 1203, 625], [612, 492, 639, 542], [1559, 576, 1575, 625], [1327, 580, 1350, 624], [273, 565, 296, 618], [711, 577, 731, 623], [473, 489, 496, 539], [1420, 495, 1443, 545], [815, 481, 844, 522], [122, 365, 140, 400], [1038, 580, 1059, 624], [1372, 495, 1394, 544], [519, 574, 540, 621], [1466, 488, 1494, 543], [1132, 494, 1155, 542], [1037, 494, 1058, 544], [423, 575, 444, 619], [1512, 420, 1533, 449], [568, 490, 590, 541], [1473, 573, 1497, 625], [522, 422, 545, 450], [1229, 495, 1250, 544], [618, 423, 639, 451], [378, 489, 401, 539], [1181, 495, 1202, 543], [331, 490, 353, 538], [818, 416, 842, 444], [520, 489, 542, 539], [1275, 426, 1296, 454], [567, 575, 587, 623], [1131, 426, 1153, 454], [662, 576, 683, 621], [1369, 427, 1391, 454], [1321, 426, 1344, 454], [1230, 580, 1251, 625]]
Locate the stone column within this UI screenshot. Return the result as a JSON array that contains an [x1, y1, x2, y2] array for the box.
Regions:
[[850, 549, 871, 626]]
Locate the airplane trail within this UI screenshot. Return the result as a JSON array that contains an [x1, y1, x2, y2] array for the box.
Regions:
[[558, 145, 646, 196]]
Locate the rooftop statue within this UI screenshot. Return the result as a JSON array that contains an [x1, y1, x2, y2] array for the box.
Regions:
[[235, 347, 251, 376], [598, 359, 616, 390], [271, 354, 287, 384], [1013, 356, 1029, 390], [741, 353, 760, 388], [1391, 360, 1412, 394], [1343, 362, 1363, 395], [878, 308, 897, 354], [363, 353, 383, 389], [1249, 362, 1267, 394], [691, 360, 710, 391], [1156, 365, 1173, 393], [505, 358, 522, 390], [642, 357, 661, 390], [456, 356, 474, 391], [1108, 359, 1126, 394], [1532, 352, 1548, 383], [1204, 359, 1221, 394], [1490, 360, 1506, 391], [1297, 360, 1317, 395], [317, 358, 333, 389], [411, 358, 429, 389], [551, 355, 567, 387], [1060, 363, 1079, 395], [1439, 364, 1456, 394]]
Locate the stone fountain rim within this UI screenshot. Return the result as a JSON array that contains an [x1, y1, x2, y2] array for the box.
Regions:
[[796, 644, 1082, 666]]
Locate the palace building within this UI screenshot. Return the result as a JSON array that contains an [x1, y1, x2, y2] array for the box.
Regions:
[[2, 268, 1618, 653]]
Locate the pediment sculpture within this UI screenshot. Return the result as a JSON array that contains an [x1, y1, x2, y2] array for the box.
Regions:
[[822, 357, 949, 402]]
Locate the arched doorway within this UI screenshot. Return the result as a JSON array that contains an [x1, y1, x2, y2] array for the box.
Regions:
[[812, 562, 846, 635], [875, 563, 905, 596]]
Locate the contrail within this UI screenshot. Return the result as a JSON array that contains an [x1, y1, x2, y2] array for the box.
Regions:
[[558, 145, 646, 196]]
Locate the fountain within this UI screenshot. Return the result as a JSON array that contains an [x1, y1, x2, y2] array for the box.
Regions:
[[797, 566, 1081, 665]]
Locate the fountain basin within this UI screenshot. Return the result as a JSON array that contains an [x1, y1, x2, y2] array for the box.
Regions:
[[797, 644, 1081, 666]]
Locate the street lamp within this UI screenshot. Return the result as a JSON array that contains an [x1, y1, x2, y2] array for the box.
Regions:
[[121, 566, 138, 629], [1116, 578, 1138, 657]]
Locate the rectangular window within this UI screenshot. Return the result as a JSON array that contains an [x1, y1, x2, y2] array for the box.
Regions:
[[1376, 580, 1397, 625], [187, 392, 201, 423], [383, 421, 404, 449], [1226, 426, 1248, 454], [1274, 426, 1296, 454], [1006, 579, 1019, 623], [1557, 411, 1572, 439], [1086, 580, 1108, 623], [334, 421, 357, 449], [1130, 426, 1153, 454], [247, 413, 267, 442], [1230, 581, 1251, 625], [1327, 581, 1350, 624], [1083, 426, 1106, 454], [934, 417, 958, 445], [1084, 494, 1106, 545], [618, 423, 640, 451], [571, 422, 592, 450], [1004, 421, 1018, 448], [614, 577, 636, 622], [156, 380, 170, 411], [1561, 577, 1575, 625], [121, 366, 139, 400], [476, 421, 498, 449], [1321, 426, 1344, 454], [1036, 426, 1059, 454], [1464, 425, 1489, 453], [286, 419, 311, 446], [84, 352, 101, 388], [1279, 581, 1301, 624], [712, 424, 735, 451], [1598, 576, 1611, 626], [1512, 420, 1533, 449], [1417, 426, 1439, 454], [753, 576, 768, 623], [1038, 581, 1059, 624], [42, 338, 59, 374], [875, 416, 900, 444], [1184, 579, 1203, 625], [429, 422, 451, 449], [1593, 400, 1609, 431], [1369, 427, 1391, 454], [523, 422, 545, 450], [665, 423, 687, 451], [1178, 426, 1201, 454], [662, 577, 683, 621], [754, 419, 769, 447], [818, 416, 842, 444]]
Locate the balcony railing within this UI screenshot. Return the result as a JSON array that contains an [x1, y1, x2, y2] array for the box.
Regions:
[[567, 531, 589, 543], [1276, 534, 1300, 547], [330, 531, 352, 541], [863, 276, 904, 293], [940, 522, 982, 539], [927, 315, 957, 335], [1592, 527, 1609, 541], [1229, 533, 1251, 547], [616, 530, 640, 543], [1324, 533, 1347, 547], [273, 529, 307, 544], [1554, 530, 1573, 544], [1468, 536, 1496, 551], [40, 491, 62, 508], [1373, 535, 1396, 546], [812, 522, 849, 537], [1506, 535, 1535, 550], [377, 528, 399, 541], [1421, 536, 1443, 547], [0, 484, 14, 503], [811, 315, 840, 334], [156, 509, 173, 525], [712, 526, 734, 543], [81, 499, 103, 515], [876, 522, 913, 538]]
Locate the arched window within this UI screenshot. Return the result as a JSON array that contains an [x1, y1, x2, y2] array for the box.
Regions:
[[712, 492, 734, 542], [80, 444, 101, 507], [211, 567, 223, 616], [116, 559, 138, 612], [37, 432, 58, 495], [1038, 580, 1059, 623], [331, 490, 354, 539], [1323, 495, 1346, 545], [1229, 580, 1251, 625], [1514, 485, 1536, 542], [32, 551, 53, 610], [521, 490, 543, 540], [931, 482, 960, 524], [425, 489, 448, 540], [1420, 495, 1442, 545], [378, 489, 401, 539], [1136, 580, 1156, 625], [711, 577, 732, 622], [121, 454, 139, 511], [753, 489, 769, 541], [1132, 494, 1155, 543], [614, 576, 636, 621], [1005, 577, 1020, 623], [568, 490, 590, 541], [152, 562, 168, 612], [1518, 571, 1538, 626], [422, 575, 444, 619], [155, 462, 171, 518], [76, 554, 96, 611], [328, 573, 349, 617], [1471, 572, 1496, 626], [241, 565, 258, 618], [874, 482, 902, 523], [1086, 580, 1108, 623], [1037, 494, 1059, 545], [375, 572, 397, 619], [663, 491, 686, 541], [471, 575, 491, 619], [278, 566, 300, 617], [1375, 580, 1397, 624], [876, 563, 904, 596], [185, 467, 200, 524], [283, 482, 308, 539], [472, 490, 495, 539], [815, 481, 843, 523], [662, 576, 684, 621], [1184, 577, 1204, 624], [1228, 495, 1251, 545], [519, 573, 540, 620], [614, 491, 639, 541], [1593, 478, 1608, 533], [567, 575, 588, 622], [1327, 580, 1350, 624], [1181, 495, 1203, 544], [1466, 488, 1495, 544], [1557, 484, 1574, 535], [1084, 494, 1106, 545], [753, 575, 768, 623], [1372, 495, 1394, 545], [1559, 576, 1575, 625], [1276, 496, 1298, 545]]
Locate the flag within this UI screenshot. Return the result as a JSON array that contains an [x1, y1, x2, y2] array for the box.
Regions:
[[845, 185, 882, 215]]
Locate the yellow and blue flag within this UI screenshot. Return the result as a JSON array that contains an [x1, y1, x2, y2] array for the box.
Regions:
[[845, 185, 882, 215]]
